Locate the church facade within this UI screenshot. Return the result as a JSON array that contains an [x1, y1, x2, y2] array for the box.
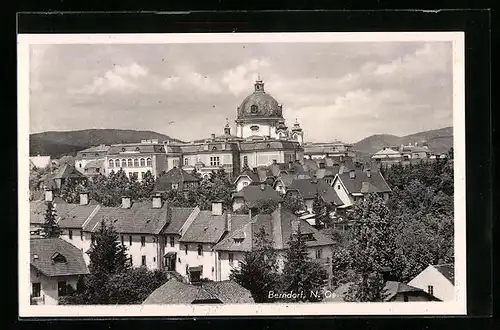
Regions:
[[164, 79, 305, 178]]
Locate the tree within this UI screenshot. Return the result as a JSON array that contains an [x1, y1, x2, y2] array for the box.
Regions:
[[344, 194, 396, 302], [107, 268, 170, 304], [230, 227, 280, 303], [254, 199, 279, 214], [281, 224, 328, 302], [59, 179, 86, 203], [138, 170, 156, 200], [283, 193, 306, 214], [41, 201, 61, 238], [312, 194, 332, 228]]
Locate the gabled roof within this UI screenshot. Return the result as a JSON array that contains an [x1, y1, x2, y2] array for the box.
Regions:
[[154, 167, 200, 191], [255, 167, 274, 182], [83, 201, 170, 234], [30, 198, 99, 228], [232, 184, 282, 208], [142, 278, 254, 304], [287, 178, 343, 205], [233, 169, 260, 184], [30, 238, 89, 277], [52, 164, 87, 180], [433, 263, 454, 285], [372, 147, 401, 157], [315, 165, 339, 179], [77, 145, 110, 153], [336, 169, 391, 194], [162, 207, 197, 234], [107, 143, 165, 155], [213, 207, 334, 252], [383, 281, 440, 301], [29, 156, 52, 169]]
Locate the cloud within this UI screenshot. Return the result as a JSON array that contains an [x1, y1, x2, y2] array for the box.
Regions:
[[221, 58, 271, 95], [72, 62, 149, 95]]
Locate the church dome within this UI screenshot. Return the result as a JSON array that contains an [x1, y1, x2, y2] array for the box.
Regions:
[[237, 79, 283, 120]]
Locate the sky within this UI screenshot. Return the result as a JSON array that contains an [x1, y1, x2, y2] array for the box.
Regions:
[[29, 41, 453, 143]]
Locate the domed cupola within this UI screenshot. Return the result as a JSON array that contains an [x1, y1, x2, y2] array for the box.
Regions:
[[236, 78, 284, 121], [292, 118, 303, 132]]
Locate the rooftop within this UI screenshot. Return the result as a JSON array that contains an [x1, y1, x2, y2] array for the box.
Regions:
[[433, 263, 454, 285], [337, 169, 392, 194], [30, 238, 89, 277], [232, 184, 282, 208]]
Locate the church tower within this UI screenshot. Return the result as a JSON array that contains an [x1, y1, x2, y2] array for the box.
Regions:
[[291, 118, 304, 145]]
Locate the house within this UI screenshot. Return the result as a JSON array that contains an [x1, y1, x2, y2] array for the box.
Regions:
[[232, 183, 283, 213], [176, 201, 251, 282], [81, 159, 105, 178], [233, 168, 261, 192], [285, 178, 343, 213], [213, 206, 334, 281], [142, 277, 254, 304], [75, 145, 109, 174], [326, 281, 440, 303], [407, 264, 455, 301], [273, 173, 311, 195], [29, 155, 52, 170], [154, 167, 200, 192], [371, 147, 403, 166], [331, 168, 392, 208], [49, 164, 87, 190], [30, 238, 89, 305], [314, 164, 339, 185], [400, 143, 430, 160]]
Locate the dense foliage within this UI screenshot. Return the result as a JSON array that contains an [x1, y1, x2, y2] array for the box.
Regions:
[[41, 201, 61, 238]]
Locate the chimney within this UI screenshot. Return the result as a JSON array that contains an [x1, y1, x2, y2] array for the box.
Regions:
[[79, 192, 89, 205], [44, 188, 54, 202], [349, 170, 356, 179], [211, 201, 223, 216], [366, 169, 371, 178], [152, 193, 162, 209], [278, 200, 283, 209], [226, 213, 232, 232], [260, 183, 266, 191], [121, 196, 131, 209]]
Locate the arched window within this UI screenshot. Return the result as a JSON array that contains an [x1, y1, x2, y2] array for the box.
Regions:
[[184, 158, 189, 166], [114, 159, 120, 167], [146, 158, 152, 166], [133, 158, 139, 167], [108, 159, 114, 168], [127, 159, 133, 167], [121, 159, 127, 168], [140, 158, 145, 167], [250, 105, 258, 113]]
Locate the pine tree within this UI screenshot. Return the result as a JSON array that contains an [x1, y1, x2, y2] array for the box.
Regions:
[[282, 224, 328, 302], [230, 227, 280, 303], [42, 201, 61, 238]]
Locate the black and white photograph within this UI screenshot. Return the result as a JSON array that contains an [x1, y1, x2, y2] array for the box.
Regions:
[[18, 32, 466, 316]]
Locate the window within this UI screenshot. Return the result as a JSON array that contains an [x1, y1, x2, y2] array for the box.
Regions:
[[147, 158, 152, 166], [127, 159, 133, 167], [315, 249, 322, 259], [210, 156, 220, 167], [133, 158, 139, 167], [243, 156, 248, 166], [141, 236, 146, 247], [184, 244, 188, 255], [242, 182, 249, 187], [141, 256, 146, 266], [170, 236, 175, 247], [68, 230, 73, 240], [129, 236, 132, 246], [250, 105, 258, 113], [172, 183, 179, 190], [96, 168, 100, 173], [197, 244, 203, 256], [82, 154, 86, 157], [80, 230, 83, 240], [57, 281, 67, 297], [337, 184, 341, 190], [109, 159, 114, 168], [140, 158, 145, 167], [32, 283, 41, 297], [403, 295, 409, 302], [121, 159, 127, 168], [121, 235, 124, 245], [173, 159, 179, 168], [184, 158, 189, 166], [79, 163, 82, 168], [427, 285, 434, 296], [114, 159, 120, 167], [229, 253, 234, 265]]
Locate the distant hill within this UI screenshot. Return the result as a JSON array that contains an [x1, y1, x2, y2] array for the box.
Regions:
[[30, 129, 184, 158], [353, 127, 453, 156]]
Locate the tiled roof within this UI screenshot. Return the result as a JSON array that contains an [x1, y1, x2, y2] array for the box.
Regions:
[[214, 207, 334, 252], [162, 207, 196, 234], [373, 148, 401, 157], [433, 264, 454, 285], [142, 278, 254, 304], [287, 178, 343, 205], [107, 143, 165, 155], [30, 198, 99, 228], [83, 201, 170, 234], [154, 167, 200, 191], [337, 169, 391, 194], [383, 281, 439, 301], [30, 238, 89, 277], [315, 165, 339, 179], [52, 164, 87, 180], [234, 169, 260, 184], [232, 184, 282, 208], [77, 145, 110, 153], [255, 167, 274, 182], [179, 211, 228, 243]]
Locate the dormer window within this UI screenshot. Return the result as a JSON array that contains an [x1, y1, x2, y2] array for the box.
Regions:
[[234, 238, 244, 245], [51, 252, 67, 264], [300, 233, 315, 242], [250, 105, 258, 113]]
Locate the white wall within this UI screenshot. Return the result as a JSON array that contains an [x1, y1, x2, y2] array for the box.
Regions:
[[60, 229, 92, 265], [216, 251, 245, 281], [331, 177, 354, 206], [232, 197, 246, 212], [120, 234, 160, 269], [30, 268, 79, 305], [408, 265, 455, 301], [240, 150, 285, 169], [235, 177, 252, 192], [240, 123, 277, 139], [177, 242, 217, 281]]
